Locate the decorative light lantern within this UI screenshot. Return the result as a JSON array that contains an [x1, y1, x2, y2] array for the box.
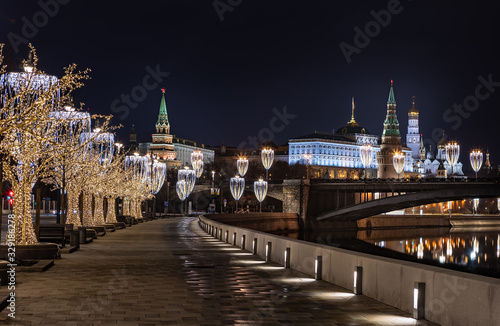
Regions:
[[176, 180, 188, 201], [261, 148, 274, 180], [359, 144, 374, 179], [230, 176, 245, 211], [149, 162, 167, 195], [237, 157, 249, 177], [469, 150, 483, 179], [392, 151, 405, 180], [445, 142, 460, 177], [178, 167, 196, 196], [253, 179, 268, 212], [191, 150, 204, 178]]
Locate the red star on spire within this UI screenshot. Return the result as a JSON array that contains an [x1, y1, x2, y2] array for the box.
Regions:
[[161, 87, 166, 93]]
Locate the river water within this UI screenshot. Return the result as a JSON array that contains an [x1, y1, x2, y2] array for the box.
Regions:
[[278, 226, 500, 279]]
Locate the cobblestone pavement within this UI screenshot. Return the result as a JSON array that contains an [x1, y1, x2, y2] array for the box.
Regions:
[[0, 217, 437, 325]]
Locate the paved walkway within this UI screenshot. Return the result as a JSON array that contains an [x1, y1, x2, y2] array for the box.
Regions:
[[0, 217, 437, 325]]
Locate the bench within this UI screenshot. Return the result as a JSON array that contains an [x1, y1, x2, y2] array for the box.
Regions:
[[117, 215, 133, 227], [39, 224, 66, 247]]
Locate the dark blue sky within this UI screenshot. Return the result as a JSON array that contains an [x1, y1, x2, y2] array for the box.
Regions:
[[1, 1, 499, 167]]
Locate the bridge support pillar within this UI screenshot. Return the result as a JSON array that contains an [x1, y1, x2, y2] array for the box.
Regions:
[[282, 179, 310, 228]]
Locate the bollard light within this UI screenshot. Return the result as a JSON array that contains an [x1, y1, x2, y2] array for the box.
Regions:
[[284, 247, 291, 268], [233, 232, 237, 246], [241, 235, 246, 250], [315, 256, 322, 280], [266, 242, 272, 262], [253, 238, 258, 255], [413, 282, 425, 320], [225, 230, 229, 243], [354, 266, 362, 295]]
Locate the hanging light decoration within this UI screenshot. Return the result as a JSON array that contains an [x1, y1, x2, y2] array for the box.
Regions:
[[178, 167, 196, 196], [392, 151, 405, 180], [230, 175, 245, 211], [191, 150, 204, 178], [359, 144, 373, 179], [149, 161, 167, 195], [176, 180, 188, 201], [445, 142, 460, 177], [261, 148, 274, 180], [237, 157, 249, 177], [253, 179, 268, 213], [469, 150, 483, 179]]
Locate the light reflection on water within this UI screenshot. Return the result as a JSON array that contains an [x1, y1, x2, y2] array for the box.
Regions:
[[279, 228, 500, 278], [369, 233, 500, 270]]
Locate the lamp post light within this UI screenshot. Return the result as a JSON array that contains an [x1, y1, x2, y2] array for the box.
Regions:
[[261, 148, 274, 180], [303, 154, 311, 180], [392, 151, 405, 180], [230, 175, 245, 212], [445, 142, 460, 178], [191, 150, 204, 178], [469, 150, 483, 179], [359, 144, 373, 180], [237, 157, 249, 177], [178, 166, 196, 215], [176, 180, 188, 215], [253, 179, 268, 213]]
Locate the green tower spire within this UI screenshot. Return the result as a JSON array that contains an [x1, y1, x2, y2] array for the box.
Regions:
[[382, 80, 400, 138], [155, 88, 170, 134], [387, 79, 396, 104]]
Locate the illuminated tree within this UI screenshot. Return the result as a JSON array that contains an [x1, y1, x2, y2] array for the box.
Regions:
[[0, 44, 90, 244]]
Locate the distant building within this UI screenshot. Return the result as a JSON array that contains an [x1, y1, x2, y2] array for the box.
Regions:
[[137, 89, 213, 168], [289, 96, 411, 179], [377, 81, 413, 178]]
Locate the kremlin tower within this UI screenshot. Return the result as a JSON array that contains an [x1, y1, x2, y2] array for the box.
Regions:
[[406, 96, 421, 160], [150, 88, 178, 164], [377, 80, 403, 179]]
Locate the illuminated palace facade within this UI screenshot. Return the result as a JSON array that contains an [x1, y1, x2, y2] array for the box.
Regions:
[[289, 86, 413, 179]]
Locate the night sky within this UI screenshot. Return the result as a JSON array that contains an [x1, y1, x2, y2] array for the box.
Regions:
[[1, 1, 499, 168]]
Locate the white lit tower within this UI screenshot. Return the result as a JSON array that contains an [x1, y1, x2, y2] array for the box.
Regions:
[[406, 96, 420, 160], [377, 80, 402, 179]]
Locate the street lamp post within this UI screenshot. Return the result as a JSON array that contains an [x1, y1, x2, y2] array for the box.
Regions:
[[261, 148, 274, 181], [393, 151, 405, 180], [253, 179, 268, 213], [230, 175, 245, 212], [445, 142, 460, 178], [359, 144, 373, 180], [469, 150, 483, 179], [237, 157, 249, 177]]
